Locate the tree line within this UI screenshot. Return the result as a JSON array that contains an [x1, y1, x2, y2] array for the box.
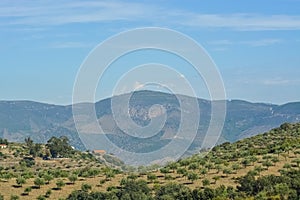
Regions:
[[66, 168, 300, 200], [24, 136, 74, 159]]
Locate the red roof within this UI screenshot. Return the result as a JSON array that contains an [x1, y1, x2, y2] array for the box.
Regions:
[[92, 150, 106, 154]]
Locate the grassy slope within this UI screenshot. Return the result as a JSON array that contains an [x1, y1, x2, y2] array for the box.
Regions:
[[1, 122, 300, 199]]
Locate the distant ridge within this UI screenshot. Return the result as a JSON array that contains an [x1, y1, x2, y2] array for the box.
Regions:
[[0, 90, 299, 153]]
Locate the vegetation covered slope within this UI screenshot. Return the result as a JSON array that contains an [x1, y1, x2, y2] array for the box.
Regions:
[[67, 122, 300, 199], [1, 122, 300, 199]]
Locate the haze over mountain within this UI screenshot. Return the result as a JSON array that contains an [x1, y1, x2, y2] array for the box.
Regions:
[[1, 90, 300, 158]]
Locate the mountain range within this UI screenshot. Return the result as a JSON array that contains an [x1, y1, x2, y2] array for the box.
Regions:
[[1, 90, 300, 157]]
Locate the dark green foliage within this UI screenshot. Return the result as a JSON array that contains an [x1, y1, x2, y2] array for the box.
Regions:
[[236, 174, 257, 195], [118, 179, 151, 199], [156, 182, 192, 200], [10, 195, 19, 200], [34, 177, 45, 189], [16, 176, 26, 186], [24, 137, 43, 157], [46, 136, 73, 158], [81, 183, 92, 192], [202, 179, 210, 187], [127, 173, 138, 180], [187, 172, 198, 183], [104, 168, 115, 181], [67, 190, 114, 200], [147, 173, 157, 183], [167, 162, 178, 172], [237, 169, 300, 198], [68, 174, 77, 184], [0, 138, 8, 145], [159, 167, 170, 175], [177, 168, 187, 177], [42, 173, 53, 184], [29, 144, 42, 157], [36, 195, 46, 200], [56, 179, 65, 189], [66, 190, 92, 200], [65, 168, 300, 200], [67, 179, 152, 200], [23, 187, 32, 195], [19, 157, 35, 167], [4, 120, 300, 200]]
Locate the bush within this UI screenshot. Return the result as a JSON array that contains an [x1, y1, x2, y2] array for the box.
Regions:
[[19, 157, 35, 168], [202, 178, 210, 187], [34, 177, 45, 189], [37, 195, 46, 200], [56, 179, 65, 189], [156, 182, 192, 200], [45, 189, 52, 198], [10, 195, 19, 200], [16, 176, 26, 186], [23, 187, 32, 195], [81, 183, 92, 192], [68, 174, 78, 184]]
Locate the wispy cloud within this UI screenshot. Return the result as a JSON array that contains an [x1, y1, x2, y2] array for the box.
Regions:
[[209, 38, 283, 49], [263, 78, 300, 86], [1, 1, 300, 31], [178, 13, 300, 31], [49, 42, 94, 49], [208, 39, 232, 51], [211, 47, 229, 52], [0, 1, 152, 26], [208, 40, 232, 45], [240, 39, 282, 47]]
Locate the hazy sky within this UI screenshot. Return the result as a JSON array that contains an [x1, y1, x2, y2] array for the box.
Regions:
[[1, 0, 300, 105]]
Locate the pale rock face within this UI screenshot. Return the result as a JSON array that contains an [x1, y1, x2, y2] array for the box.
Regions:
[[148, 104, 166, 118]]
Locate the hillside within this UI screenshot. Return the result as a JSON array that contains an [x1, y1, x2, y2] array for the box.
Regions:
[[0, 91, 300, 157], [1, 122, 300, 199]]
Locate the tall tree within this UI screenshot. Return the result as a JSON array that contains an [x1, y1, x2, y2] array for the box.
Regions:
[[46, 136, 73, 158], [24, 137, 33, 148]]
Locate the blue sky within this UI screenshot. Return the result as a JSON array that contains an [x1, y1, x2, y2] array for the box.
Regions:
[[1, 0, 300, 105]]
